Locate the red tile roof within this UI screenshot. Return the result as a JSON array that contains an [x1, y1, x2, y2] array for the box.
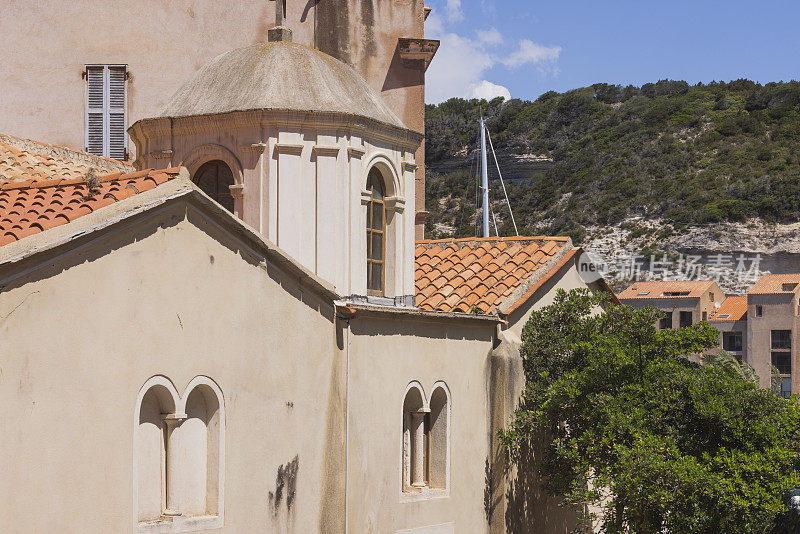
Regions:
[[709, 296, 747, 322], [0, 168, 181, 246], [747, 273, 800, 295], [0, 132, 132, 183], [617, 280, 715, 300], [415, 236, 572, 313]]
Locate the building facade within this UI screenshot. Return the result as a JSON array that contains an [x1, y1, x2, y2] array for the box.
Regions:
[[0, 0, 438, 238], [617, 280, 724, 330], [0, 12, 613, 532]]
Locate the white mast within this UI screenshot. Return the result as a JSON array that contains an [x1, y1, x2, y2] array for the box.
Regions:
[[479, 117, 490, 237]]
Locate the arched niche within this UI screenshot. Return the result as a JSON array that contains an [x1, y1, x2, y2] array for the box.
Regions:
[[135, 376, 180, 523], [177, 378, 224, 518], [402, 382, 428, 491], [428, 382, 450, 490]]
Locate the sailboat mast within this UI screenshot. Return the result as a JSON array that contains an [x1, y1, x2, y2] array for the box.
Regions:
[[479, 118, 490, 237]]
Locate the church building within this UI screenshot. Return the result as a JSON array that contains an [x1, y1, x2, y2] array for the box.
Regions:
[[0, 3, 612, 533]]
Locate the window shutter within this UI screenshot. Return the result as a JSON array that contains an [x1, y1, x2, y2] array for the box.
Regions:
[[85, 65, 127, 159], [108, 67, 127, 160], [85, 66, 105, 156]]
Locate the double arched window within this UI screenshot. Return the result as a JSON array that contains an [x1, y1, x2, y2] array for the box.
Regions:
[[402, 382, 450, 494], [366, 168, 386, 295], [194, 160, 234, 213]]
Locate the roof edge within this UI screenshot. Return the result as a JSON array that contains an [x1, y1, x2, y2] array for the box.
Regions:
[[497, 240, 574, 316], [0, 169, 339, 304], [335, 301, 502, 324]]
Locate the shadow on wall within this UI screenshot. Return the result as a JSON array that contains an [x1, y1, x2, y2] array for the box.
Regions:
[[503, 430, 584, 534]]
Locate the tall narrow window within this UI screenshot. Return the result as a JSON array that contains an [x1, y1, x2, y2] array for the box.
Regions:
[[771, 330, 792, 398], [659, 311, 672, 330], [366, 168, 386, 295], [194, 161, 235, 213], [679, 311, 692, 328], [85, 65, 127, 160]]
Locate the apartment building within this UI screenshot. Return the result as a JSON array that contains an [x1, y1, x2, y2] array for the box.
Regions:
[[746, 274, 800, 397], [617, 280, 725, 329], [708, 295, 747, 362]]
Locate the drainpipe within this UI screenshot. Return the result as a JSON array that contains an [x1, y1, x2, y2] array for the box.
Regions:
[[335, 302, 357, 533]]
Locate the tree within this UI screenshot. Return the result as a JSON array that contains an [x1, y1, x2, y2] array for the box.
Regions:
[[501, 289, 800, 533]]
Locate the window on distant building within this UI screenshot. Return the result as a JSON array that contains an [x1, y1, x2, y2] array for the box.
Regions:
[[659, 311, 672, 330], [366, 168, 386, 296], [193, 160, 235, 213], [772, 330, 791, 350], [663, 291, 690, 297], [723, 331, 743, 352], [783, 283, 797, 292], [679, 311, 692, 328], [85, 65, 127, 160], [756, 305, 763, 317], [771, 330, 792, 399], [702, 311, 708, 321]]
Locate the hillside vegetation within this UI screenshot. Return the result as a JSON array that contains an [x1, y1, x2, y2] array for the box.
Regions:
[[424, 80, 800, 242]]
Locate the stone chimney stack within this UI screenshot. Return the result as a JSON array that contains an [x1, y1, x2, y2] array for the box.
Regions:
[[268, 0, 293, 42]]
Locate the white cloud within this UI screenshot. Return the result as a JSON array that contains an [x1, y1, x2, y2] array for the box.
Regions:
[[425, 12, 561, 103], [445, 0, 464, 22], [471, 80, 511, 101], [426, 26, 495, 103], [502, 39, 562, 70], [476, 28, 503, 46]]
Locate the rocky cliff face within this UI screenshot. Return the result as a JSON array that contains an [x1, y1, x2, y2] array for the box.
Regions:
[[583, 217, 800, 295]]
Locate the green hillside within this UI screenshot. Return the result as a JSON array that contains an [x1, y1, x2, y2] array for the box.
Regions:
[[424, 79, 800, 243]]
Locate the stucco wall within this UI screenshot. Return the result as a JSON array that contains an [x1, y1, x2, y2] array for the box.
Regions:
[[345, 314, 495, 532], [0, 200, 346, 532], [747, 293, 799, 390]]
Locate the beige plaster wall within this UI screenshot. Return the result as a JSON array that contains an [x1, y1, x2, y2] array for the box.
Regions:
[[345, 314, 496, 532], [0, 200, 346, 532], [0, 0, 431, 235], [747, 293, 800, 390]]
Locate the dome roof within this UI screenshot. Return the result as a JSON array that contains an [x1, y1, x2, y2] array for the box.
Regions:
[[154, 41, 407, 130]]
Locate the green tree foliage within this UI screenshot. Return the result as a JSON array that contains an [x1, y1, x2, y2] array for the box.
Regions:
[[501, 289, 800, 533], [425, 80, 800, 241]]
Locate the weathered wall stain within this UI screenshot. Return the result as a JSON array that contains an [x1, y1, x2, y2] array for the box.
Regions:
[[268, 454, 300, 516]]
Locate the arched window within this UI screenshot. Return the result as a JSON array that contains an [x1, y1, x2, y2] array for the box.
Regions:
[[194, 160, 234, 213], [428, 385, 450, 490], [366, 168, 386, 295]]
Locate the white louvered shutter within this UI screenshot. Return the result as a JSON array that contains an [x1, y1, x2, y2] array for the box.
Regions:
[[85, 67, 105, 156], [85, 65, 127, 159], [108, 67, 126, 160]]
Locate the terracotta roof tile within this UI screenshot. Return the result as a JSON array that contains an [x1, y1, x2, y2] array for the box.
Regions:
[[0, 133, 132, 183], [617, 280, 715, 300], [415, 236, 571, 313], [0, 167, 182, 247], [709, 296, 748, 322], [747, 273, 800, 295]]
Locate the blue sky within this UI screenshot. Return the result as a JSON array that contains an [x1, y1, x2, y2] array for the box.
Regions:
[[425, 0, 800, 103]]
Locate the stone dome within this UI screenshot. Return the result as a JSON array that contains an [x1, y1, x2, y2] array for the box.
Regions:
[[154, 41, 407, 130]]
